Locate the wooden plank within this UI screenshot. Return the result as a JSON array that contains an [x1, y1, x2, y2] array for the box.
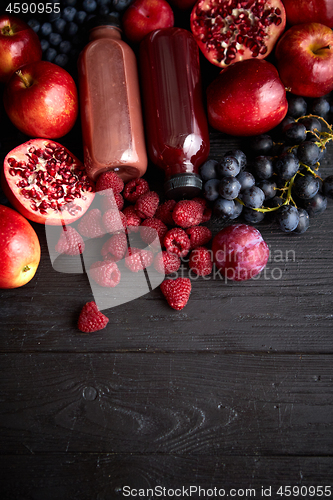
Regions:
[[0, 353, 332, 455], [1, 454, 332, 500], [0, 213, 332, 353]]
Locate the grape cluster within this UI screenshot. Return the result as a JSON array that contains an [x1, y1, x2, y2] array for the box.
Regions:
[[200, 93, 333, 234], [25, 0, 135, 70]]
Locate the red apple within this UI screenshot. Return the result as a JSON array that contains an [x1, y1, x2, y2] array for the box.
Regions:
[[282, 0, 333, 28], [206, 59, 288, 136], [0, 14, 42, 83], [122, 0, 174, 44], [212, 224, 269, 281], [3, 61, 78, 138], [275, 23, 333, 98], [0, 205, 41, 288]]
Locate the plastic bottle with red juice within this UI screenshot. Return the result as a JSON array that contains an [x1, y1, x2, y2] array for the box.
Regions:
[[77, 14, 148, 182], [139, 27, 210, 199]]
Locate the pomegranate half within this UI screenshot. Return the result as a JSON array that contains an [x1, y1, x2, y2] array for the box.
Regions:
[[190, 0, 286, 67], [2, 139, 95, 225]]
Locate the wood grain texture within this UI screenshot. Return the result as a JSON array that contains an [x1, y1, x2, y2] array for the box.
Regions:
[[0, 353, 332, 455], [1, 454, 332, 500]]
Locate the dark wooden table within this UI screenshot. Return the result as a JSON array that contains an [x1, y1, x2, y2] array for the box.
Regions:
[[1, 16, 333, 500]]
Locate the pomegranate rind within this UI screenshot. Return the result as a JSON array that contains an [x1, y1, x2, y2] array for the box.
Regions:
[[190, 0, 286, 68], [2, 139, 95, 225]]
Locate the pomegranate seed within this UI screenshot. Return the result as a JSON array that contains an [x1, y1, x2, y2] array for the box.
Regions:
[[30, 203, 38, 211], [9, 168, 16, 176], [8, 157, 17, 167]]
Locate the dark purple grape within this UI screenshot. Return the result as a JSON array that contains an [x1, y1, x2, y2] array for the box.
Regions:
[[283, 122, 307, 145], [303, 193, 327, 217], [323, 175, 333, 199], [250, 134, 273, 155], [241, 186, 265, 209], [242, 207, 265, 224], [224, 149, 247, 171], [297, 141, 321, 166], [274, 152, 300, 181], [218, 176, 241, 200], [213, 197, 235, 219], [236, 171, 255, 192], [253, 156, 274, 180], [298, 116, 322, 140], [310, 97, 330, 118], [229, 200, 243, 220], [277, 205, 300, 232], [287, 94, 307, 118], [280, 116, 295, 133], [200, 159, 218, 181], [257, 180, 277, 201]]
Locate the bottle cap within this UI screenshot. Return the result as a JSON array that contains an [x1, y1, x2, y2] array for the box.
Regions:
[[164, 173, 202, 200], [87, 14, 121, 32]]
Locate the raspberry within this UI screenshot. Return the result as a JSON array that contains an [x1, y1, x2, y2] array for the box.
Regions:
[[125, 247, 153, 272], [192, 197, 212, 223], [155, 199, 176, 226], [164, 228, 190, 258], [160, 277, 191, 310], [101, 233, 127, 261], [89, 260, 121, 287], [102, 209, 127, 234], [172, 200, 204, 228], [154, 251, 181, 275], [188, 246, 213, 276], [78, 301, 109, 333], [100, 193, 124, 212], [123, 178, 149, 203], [77, 208, 105, 238], [122, 205, 141, 230], [185, 226, 212, 249], [96, 171, 124, 194], [135, 191, 159, 219], [140, 218, 168, 247], [55, 226, 85, 255]]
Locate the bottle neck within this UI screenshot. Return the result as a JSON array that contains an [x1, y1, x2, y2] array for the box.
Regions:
[[89, 26, 122, 41]]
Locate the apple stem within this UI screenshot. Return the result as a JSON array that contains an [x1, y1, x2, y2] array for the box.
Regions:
[[22, 265, 31, 272], [16, 70, 33, 88]]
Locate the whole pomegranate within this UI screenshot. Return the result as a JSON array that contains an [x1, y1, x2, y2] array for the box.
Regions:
[[190, 0, 286, 67], [206, 59, 288, 136], [1, 139, 95, 225], [0, 205, 41, 288]]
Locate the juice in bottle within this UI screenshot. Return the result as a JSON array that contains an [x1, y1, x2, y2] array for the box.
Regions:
[[139, 27, 210, 198], [78, 14, 147, 182]]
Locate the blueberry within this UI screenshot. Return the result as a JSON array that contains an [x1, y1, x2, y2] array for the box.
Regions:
[[53, 18, 66, 34], [293, 208, 310, 234], [27, 18, 40, 33], [111, 0, 134, 11], [82, 0, 98, 12], [287, 94, 307, 118], [44, 47, 57, 62], [199, 159, 218, 181], [59, 40, 72, 54], [66, 22, 79, 37], [277, 205, 300, 232], [63, 0, 77, 5], [62, 6, 77, 22], [54, 53, 69, 67], [49, 32, 62, 47], [98, 4, 110, 14], [40, 22, 53, 37], [74, 10, 88, 24], [40, 39, 50, 52]]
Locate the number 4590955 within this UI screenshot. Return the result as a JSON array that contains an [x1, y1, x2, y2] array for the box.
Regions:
[[6, 3, 61, 14]]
